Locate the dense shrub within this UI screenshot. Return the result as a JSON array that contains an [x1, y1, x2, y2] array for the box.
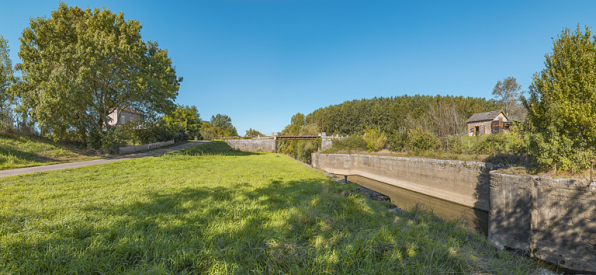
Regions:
[[388, 131, 407, 152], [331, 135, 367, 151], [363, 127, 387, 151], [406, 128, 437, 154], [295, 140, 317, 163]]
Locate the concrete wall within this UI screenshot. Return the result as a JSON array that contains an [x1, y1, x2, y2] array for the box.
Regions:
[[311, 153, 490, 211], [489, 172, 596, 272], [119, 140, 174, 154], [321, 138, 333, 151], [312, 153, 596, 272], [226, 139, 276, 153]]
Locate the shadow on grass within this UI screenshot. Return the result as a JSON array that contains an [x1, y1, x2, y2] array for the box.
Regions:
[[1, 175, 529, 274], [0, 146, 57, 163], [0, 134, 100, 169], [165, 140, 260, 157]]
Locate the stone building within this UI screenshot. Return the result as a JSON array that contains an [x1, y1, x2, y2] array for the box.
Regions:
[[466, 109, 511, 136], [107, 108, 141, 126]]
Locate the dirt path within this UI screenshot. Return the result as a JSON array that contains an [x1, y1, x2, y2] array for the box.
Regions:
[[0, 140, 210, 178]]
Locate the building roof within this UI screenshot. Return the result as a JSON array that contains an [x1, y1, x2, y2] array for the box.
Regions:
[[466, 110, 506, 123], [119, 108, 142, 115]]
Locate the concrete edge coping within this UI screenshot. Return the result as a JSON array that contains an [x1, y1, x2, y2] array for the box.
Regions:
[[490, 170, 595, 190], [316, 153, 491, 168]]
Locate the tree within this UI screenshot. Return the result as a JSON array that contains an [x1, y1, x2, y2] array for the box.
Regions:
[[210, 114, 237, 138], [12, 3, 181, 148], [162, 105, 201, 139], [492, 77, 525, 121], [245, 128, 264, 138], [282, 113, 305, 135], [525, 25, 596, 172], [0, 34, 15, 131]]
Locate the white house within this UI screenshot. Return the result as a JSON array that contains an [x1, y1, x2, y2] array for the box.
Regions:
[[108, 108, 141, 126]]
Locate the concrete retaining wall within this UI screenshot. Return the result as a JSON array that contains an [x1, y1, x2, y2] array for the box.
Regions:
[[226, 139, 276, 153], [321, 139, 333, 151], [311, 153, 490, 211], [312, 153, 596, 272], [118, 140, 174, 154], [489, 172, 596, 272]]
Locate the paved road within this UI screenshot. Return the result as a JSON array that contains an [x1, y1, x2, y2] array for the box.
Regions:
[[0, 140, 210, 178]]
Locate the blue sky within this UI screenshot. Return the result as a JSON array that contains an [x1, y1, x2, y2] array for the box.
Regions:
[[1, 1, 596, 135]]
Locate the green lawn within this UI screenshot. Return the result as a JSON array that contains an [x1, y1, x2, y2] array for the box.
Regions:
[[0, 141, 537, 274], [0, 134, 102, 170]]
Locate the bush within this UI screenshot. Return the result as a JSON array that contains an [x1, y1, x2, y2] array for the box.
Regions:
[[388, 131, 407, 152], [471, 133, 525, 156], [331, 135, 367, 151], [526, 129, 592, 173], [406, 128, 437, 154], [296, 140, 317, 163], [363, 127, 387, 151]]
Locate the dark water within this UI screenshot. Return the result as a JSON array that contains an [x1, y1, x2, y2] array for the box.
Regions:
[[346, 175, 489, 235]]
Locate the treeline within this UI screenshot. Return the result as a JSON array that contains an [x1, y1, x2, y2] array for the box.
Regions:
[[305, 95, 502, 136], [278, 95, 505, 163]]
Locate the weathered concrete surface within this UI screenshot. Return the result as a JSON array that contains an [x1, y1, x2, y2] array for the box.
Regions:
[[321, 139, 333, 151], [311, 153, 490, 211], [119, 140, 174, 154], [490, 171, 596, 272], [226, 139, 276, 153]]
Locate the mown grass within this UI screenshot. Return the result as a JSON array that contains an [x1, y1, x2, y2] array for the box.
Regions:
[[0, 141, 537, 274], [0, 134, 102, 170]]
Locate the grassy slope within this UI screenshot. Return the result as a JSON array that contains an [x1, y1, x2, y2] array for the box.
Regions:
[[0, 134, 101, 170], [0, 141, 536, 274]]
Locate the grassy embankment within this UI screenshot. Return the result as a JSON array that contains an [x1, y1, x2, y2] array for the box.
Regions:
[[0, 134, 102, 170], [0, 134, 189, 171], [0, 141, 537, 274]]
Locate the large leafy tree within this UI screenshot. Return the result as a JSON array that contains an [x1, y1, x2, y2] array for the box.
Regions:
[[12, 3, 181, 147], [525, 25, 596, 172], [209, 114, 238, 138], [162, 105, 201, 138], [0, 34, 15, 130]]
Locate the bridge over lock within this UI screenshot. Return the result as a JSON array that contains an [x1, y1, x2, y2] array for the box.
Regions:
[[225, 133, 342, 153]]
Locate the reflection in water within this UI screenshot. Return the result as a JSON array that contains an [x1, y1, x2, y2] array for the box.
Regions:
[[347, 175, 489, 235]]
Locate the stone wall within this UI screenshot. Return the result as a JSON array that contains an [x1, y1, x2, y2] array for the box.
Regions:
[[489, 171, 596, 272], [467, 120, 493, 136], [311, 153, 490, 211], [226, 139, 276, 153], [119, 140, 174, 154]]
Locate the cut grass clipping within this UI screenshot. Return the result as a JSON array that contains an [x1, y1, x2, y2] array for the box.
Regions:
[[0, 141, 536, 274]]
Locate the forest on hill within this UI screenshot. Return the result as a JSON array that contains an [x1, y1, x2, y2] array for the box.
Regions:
[[279, 26, 596, 175]]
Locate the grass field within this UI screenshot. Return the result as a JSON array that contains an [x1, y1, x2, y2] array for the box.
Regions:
[[0, 134, 101, 170], [0, 141, 537, 274]]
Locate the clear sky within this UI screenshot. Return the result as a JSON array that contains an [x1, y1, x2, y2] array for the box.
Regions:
[[1, 1, 596, 135]]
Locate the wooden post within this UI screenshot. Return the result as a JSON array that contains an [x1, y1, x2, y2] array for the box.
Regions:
[[590, 160, 594, 182]]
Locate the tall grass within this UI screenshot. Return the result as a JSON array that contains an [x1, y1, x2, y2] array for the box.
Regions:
[[0, 134, 101, 170], [0, 141, 536, 274]]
